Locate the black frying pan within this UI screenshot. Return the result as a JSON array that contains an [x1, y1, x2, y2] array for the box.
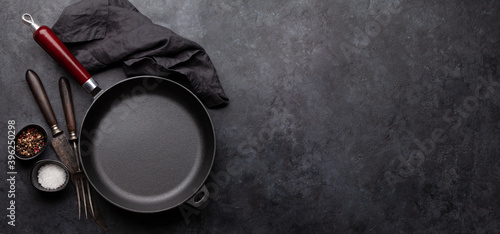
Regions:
[[22, 14, 214, 212]]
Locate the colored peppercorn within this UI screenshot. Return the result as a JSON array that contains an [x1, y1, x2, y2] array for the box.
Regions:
[[16, 127, 47, 157]]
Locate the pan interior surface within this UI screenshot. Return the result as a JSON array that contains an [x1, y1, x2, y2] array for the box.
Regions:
[[79, 77, 215, 212]]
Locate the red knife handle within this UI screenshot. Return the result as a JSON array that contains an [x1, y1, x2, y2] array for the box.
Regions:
[[33, 26, 91, 86]]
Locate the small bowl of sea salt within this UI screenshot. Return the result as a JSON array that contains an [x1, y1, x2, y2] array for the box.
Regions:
[[31, 160, 70, 192]]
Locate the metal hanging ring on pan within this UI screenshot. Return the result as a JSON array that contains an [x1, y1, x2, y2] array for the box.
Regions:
[[22, 13, 215, 213]]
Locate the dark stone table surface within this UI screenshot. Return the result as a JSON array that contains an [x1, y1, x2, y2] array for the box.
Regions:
[[1, 0, 499, 233]]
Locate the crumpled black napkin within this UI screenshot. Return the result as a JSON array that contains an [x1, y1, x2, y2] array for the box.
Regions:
[[52, 0, 229, 108]]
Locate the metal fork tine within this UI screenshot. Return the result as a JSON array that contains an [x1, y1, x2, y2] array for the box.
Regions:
[[85, 179, 95, 218], [80, 179, 88, 219], [59, 77, 105, 228], [75, 179, 82, 220]]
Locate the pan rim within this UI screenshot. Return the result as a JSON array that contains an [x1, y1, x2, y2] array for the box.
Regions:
[[78, 75, 216, 213]]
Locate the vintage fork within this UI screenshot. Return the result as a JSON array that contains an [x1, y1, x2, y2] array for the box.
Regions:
[[73, 143, 95, 219], [60, 78, 107, 230], [59, 77, 93, 219]]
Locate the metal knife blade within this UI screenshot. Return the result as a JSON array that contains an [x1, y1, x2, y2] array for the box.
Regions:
[[25, 70, 79, 174], [51, 133, 78, 174], [59, 76, 108, 231]]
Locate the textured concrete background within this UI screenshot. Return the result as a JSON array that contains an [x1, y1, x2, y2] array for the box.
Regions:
[[1, 0, 500, 233]]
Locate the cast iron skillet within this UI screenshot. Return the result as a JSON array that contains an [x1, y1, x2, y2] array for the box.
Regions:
[[22, 14, 214, 212]]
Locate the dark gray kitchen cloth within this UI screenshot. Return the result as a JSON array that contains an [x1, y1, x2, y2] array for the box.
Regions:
[[52, 0, 229, 108]]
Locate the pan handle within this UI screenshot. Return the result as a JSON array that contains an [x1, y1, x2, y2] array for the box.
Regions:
[[185, 185, 209, 208], [22, 13, 100, 95]]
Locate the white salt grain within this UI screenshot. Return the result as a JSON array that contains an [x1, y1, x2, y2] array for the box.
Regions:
[[38, 164, 67, 190]]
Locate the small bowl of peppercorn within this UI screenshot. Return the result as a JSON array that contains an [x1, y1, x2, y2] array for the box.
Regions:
[[14, 124, 48, 160]]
